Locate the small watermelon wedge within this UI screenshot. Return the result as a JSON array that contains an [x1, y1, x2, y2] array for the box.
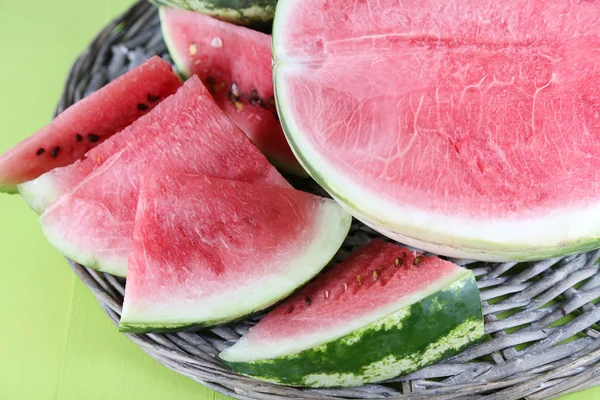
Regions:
[[160, 7, 305, 175], [220, 239, 483, 387], [40, 76, 290, 277], [120, 172, 351, 332], [0, 56, 181, 194], [151, 0, 277, 28]]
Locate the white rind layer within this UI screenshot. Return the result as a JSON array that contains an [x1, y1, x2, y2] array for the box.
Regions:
[[119, 198, 351, 327], [220, 267, 469, 363], [18, 172, 60, 214]]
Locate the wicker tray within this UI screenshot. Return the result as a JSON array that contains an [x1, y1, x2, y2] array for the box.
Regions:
[[59, 1, 600, 399]]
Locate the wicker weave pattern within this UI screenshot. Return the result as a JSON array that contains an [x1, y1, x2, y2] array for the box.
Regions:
[[59, 2, 600, 399]]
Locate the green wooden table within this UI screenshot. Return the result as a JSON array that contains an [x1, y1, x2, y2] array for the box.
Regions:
[[0, 1, 598, 399]]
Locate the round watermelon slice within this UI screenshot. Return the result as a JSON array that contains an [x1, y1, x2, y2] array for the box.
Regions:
[[119, 172, 351, 332], [160, 6, 305, 176], [220, 239, 483, 387], [40, 76, 291, 277], [152, 0, 277, 28], [272, 0, 600, 261], [0, 56, 181, 194]]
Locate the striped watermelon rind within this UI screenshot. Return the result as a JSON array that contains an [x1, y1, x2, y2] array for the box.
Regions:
[[151, 0, 277, 27], [219, 270, 483, 387]]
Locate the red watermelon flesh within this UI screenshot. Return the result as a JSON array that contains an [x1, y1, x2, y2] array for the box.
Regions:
[[224, 239, 465, 355], [273, 0, 600, 260], [119, 173, 351, 331], [40, 76, 289, 277], [160, 7, 305, 175], [0, 56, 181, 193]]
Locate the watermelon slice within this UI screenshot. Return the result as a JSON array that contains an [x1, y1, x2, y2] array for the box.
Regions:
[[151, 0, 277, 28], [160, 7, 305, 175], [272, 0, 600, 261], [0, 56, 181, 194], [220, 239, 483, 387], [120, 172, 351, 332], [40, 76, 290, 277]]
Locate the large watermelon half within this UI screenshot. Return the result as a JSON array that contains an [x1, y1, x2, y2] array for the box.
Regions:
[[160, 7, 305, 175], [152, 0, 277, 28], [40, 76, 290, 277], [120, 172, 350, 332], [272, 0, 600, 261], [0, 56, 181, 194], [220, 239, 483, 387]]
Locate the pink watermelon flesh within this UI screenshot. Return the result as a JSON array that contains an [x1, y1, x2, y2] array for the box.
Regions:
[[275, 0, 600, 219], [160, 7, 305, 176], [0, 56, 181, 193], [222, 239, 468, 359], [40, 76, 289, 277], [119, 172, 350, 331]]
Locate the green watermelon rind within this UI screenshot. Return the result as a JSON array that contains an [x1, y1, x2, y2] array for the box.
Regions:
[[0, 182, 18, 194], [151, 0, 277, 26], [219, 271, 484, 387], [271, 10, 600, 261], [118, 200, 352, 332]]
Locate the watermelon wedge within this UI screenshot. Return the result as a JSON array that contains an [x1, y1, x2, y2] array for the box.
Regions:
[[40, 76, 290, 277], [151, 0, 277, 28], [120, 172, 351, 332], [160, 7, 305, 175], [0, 56, 181, 194], [220, 239, 483, 387], [272, 0, 600, 261]]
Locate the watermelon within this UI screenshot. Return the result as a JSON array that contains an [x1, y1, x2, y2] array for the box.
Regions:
[[152, 0, 277, 28], [160, 7, 305, 175], [120, 172, 351, 332], [220, 239, 484, 387], [40, 76, 290, 277], [272, 0, 600, 261], [0, 56, 181, 194]]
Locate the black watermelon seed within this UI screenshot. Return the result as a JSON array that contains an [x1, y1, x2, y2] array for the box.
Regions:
[[147, 94, 160, 102], [87, 134, 100, 143], [36, 148, 45, 156], [75, 134, 83, 142], [206, 76, 216, 85], [137, 103, 149, 111], [50, 147, 60, 158]]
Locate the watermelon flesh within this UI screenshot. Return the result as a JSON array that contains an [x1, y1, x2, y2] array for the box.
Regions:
[[0, 56, 181, 194], [220, 239, 483, 387], [40, 76, 289, 277], [273, 0, 600, 261], [160, 7, 305, 175], [120, 172, 351, 332]]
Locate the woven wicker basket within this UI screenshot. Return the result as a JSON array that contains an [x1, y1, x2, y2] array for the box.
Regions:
[[59, 1, 600, 399]]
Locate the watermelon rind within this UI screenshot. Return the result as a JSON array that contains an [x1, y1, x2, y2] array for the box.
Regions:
[[220, 269, 483, 387], [0, 182, 17, 194], [271, 4, 600, 262], [152, 0, 276, 27], [118, 199, 352, 332], [18, 173, 60, 214]]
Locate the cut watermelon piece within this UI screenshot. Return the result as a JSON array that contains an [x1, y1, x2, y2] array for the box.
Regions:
[[40, 76, 289, 277], [272, 0, 600, 261], [152, 0, 277, 28], [160, 7, 305, 175], [220, 239, 483, 387], [120, 172, 351, 332], [0, 56, 181, 194]]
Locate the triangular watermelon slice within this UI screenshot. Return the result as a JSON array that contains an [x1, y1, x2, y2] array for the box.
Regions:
[[220, 239, 483, 387], [0, 56, 181, 194], [160, 7, 305, 176], [120, 172, 351, 332], [40, 76, 290, 277]]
